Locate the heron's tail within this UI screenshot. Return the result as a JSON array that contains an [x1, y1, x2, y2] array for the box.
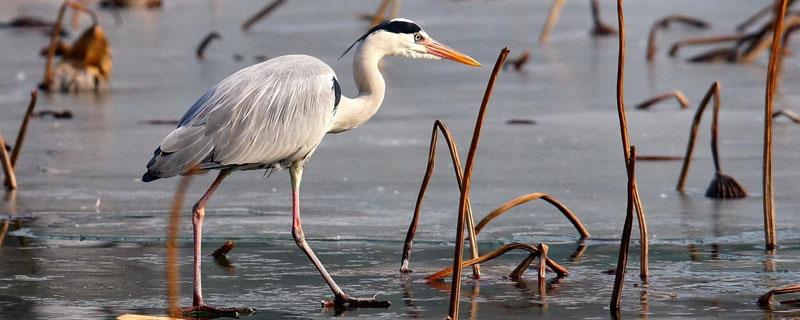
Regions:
[[141, 171, 161, 182], [143, 126, 215, 182]]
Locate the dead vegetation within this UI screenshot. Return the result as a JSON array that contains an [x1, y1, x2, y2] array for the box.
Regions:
[[41, 0, 112, 92]]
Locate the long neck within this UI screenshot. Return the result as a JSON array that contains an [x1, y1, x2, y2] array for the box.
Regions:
[[329, 43, 386, 133]]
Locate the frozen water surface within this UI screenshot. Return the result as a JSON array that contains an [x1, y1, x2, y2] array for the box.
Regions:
[[1, 0, 799, 319]]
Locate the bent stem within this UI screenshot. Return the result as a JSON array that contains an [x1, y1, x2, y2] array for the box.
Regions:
[[590, 0, 616, 36], [615, 0, 648, 281], [400, 120, 480, 277], [763, 0, 790, 251], [758, 284, 800, 308], [646, 15, 708, 62], [42, 1, 70, 90], [668, 34, 746, 58], [0, 133, 17, 190], [427, 242, 569, 282], [447, 47, 508, 320], [473, 192, 590, 239], [195, 31, 221, 60], [634, 90, 689, 110], [772, 109, 800, 123], [677, 82, 720, 192], [706, 82, 747, 199]]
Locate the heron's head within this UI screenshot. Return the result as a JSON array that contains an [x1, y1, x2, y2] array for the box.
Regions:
[[340, 18, 481, 67]]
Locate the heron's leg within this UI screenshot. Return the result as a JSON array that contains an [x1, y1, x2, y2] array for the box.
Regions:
[[289, 164, 390, 309], [182, 170, 255, 317]]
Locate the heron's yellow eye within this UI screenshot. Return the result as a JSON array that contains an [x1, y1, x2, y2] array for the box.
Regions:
[[414, 33, 423, 42]]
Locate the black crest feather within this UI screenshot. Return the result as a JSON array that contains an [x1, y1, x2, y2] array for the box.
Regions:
[[339, 19, 422, 60]]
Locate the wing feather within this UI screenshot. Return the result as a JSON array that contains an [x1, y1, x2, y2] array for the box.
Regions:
[[144, 55, 338, 179]]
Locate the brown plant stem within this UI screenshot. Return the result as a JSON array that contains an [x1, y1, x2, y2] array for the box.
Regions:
[[210, 240, 235, 257], [676, 82, 720, 192], [473, 192, 590, 239], [540, 0, 566, 44], [399, 120, 480, 277], [509, 253, 537, 280], [0, 134, 17, 190], [448, 47, 508, 320], [637, 155, 683, 161], [706, 82, 747, 199], [166, 173, 194, 317], [42, 1, 70, 90], [537, 243, 549, 288], [10, 91, 38, 168], [610, 145, 637, 314], [241, 0, 288, 31], [196, 31, 221, 60], [615, 0, 648, 281], [772, 109, 800, 123], [590, 0, 616, 36], [668, 34, 746, 58], [646, 15, 709, 62], [634, 90, 689, 110], [758, 284, 800, 308], [763, 0, 790, 251], [737, 3, 773, 32], [427, 242, 569, 282], [370, 0, 392, 28]]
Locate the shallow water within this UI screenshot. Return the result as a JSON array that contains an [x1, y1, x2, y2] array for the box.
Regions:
[[0, 0, 799, 319]]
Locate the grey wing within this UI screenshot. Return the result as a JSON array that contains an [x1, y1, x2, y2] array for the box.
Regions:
[[144, 55, 339, 180]]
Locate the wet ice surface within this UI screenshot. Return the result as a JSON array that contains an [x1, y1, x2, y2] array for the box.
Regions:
[[1, 0, 800, 319]]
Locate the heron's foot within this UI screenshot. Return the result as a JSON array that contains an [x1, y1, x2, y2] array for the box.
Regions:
[[322, 294, 391, 309], [400, 260, 413, 274], [182, 304, 256, 318]]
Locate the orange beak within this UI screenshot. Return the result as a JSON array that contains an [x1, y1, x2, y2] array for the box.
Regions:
[[423, 39, 481, 67]]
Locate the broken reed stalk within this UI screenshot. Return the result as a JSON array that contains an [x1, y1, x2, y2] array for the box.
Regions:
[[667, 34, 746, 57], [706, 83, 747, 199], [210, 240, 235, 257], [10, 91, 38, 168], [740, 16, 800, 64], [370, 0, 392, 28], [472, 192, 590, 239], [676, 82, 720, 192], [241, 0, 288, 31], [427, 242, 569, 281], [537, 243, 549, 289], [736, 3, 773, 32], [399, 120, 481, 277], [0, 133, 17, 190], [615, 0, 649, 281], [539, 0, 566, 44], [166, 172, 195, 318], [590, 0, 616, 36], [195, 31, 221, 60], [762, 0, 789, 251], [0, 220, 9, 247], [610, 145, 637, 314], [634, 90, 690, 110], [637, 155, 683, 161], [758, 284, 800, 308], [773, 109, 800, 123], [646, 15, 709, 62], [448, 47, 508, 320], [509, 252, 537, 280], [42, 1, 70, 90]]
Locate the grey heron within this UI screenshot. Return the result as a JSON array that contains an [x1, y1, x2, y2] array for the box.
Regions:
[[142, 18, 480, 315]]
